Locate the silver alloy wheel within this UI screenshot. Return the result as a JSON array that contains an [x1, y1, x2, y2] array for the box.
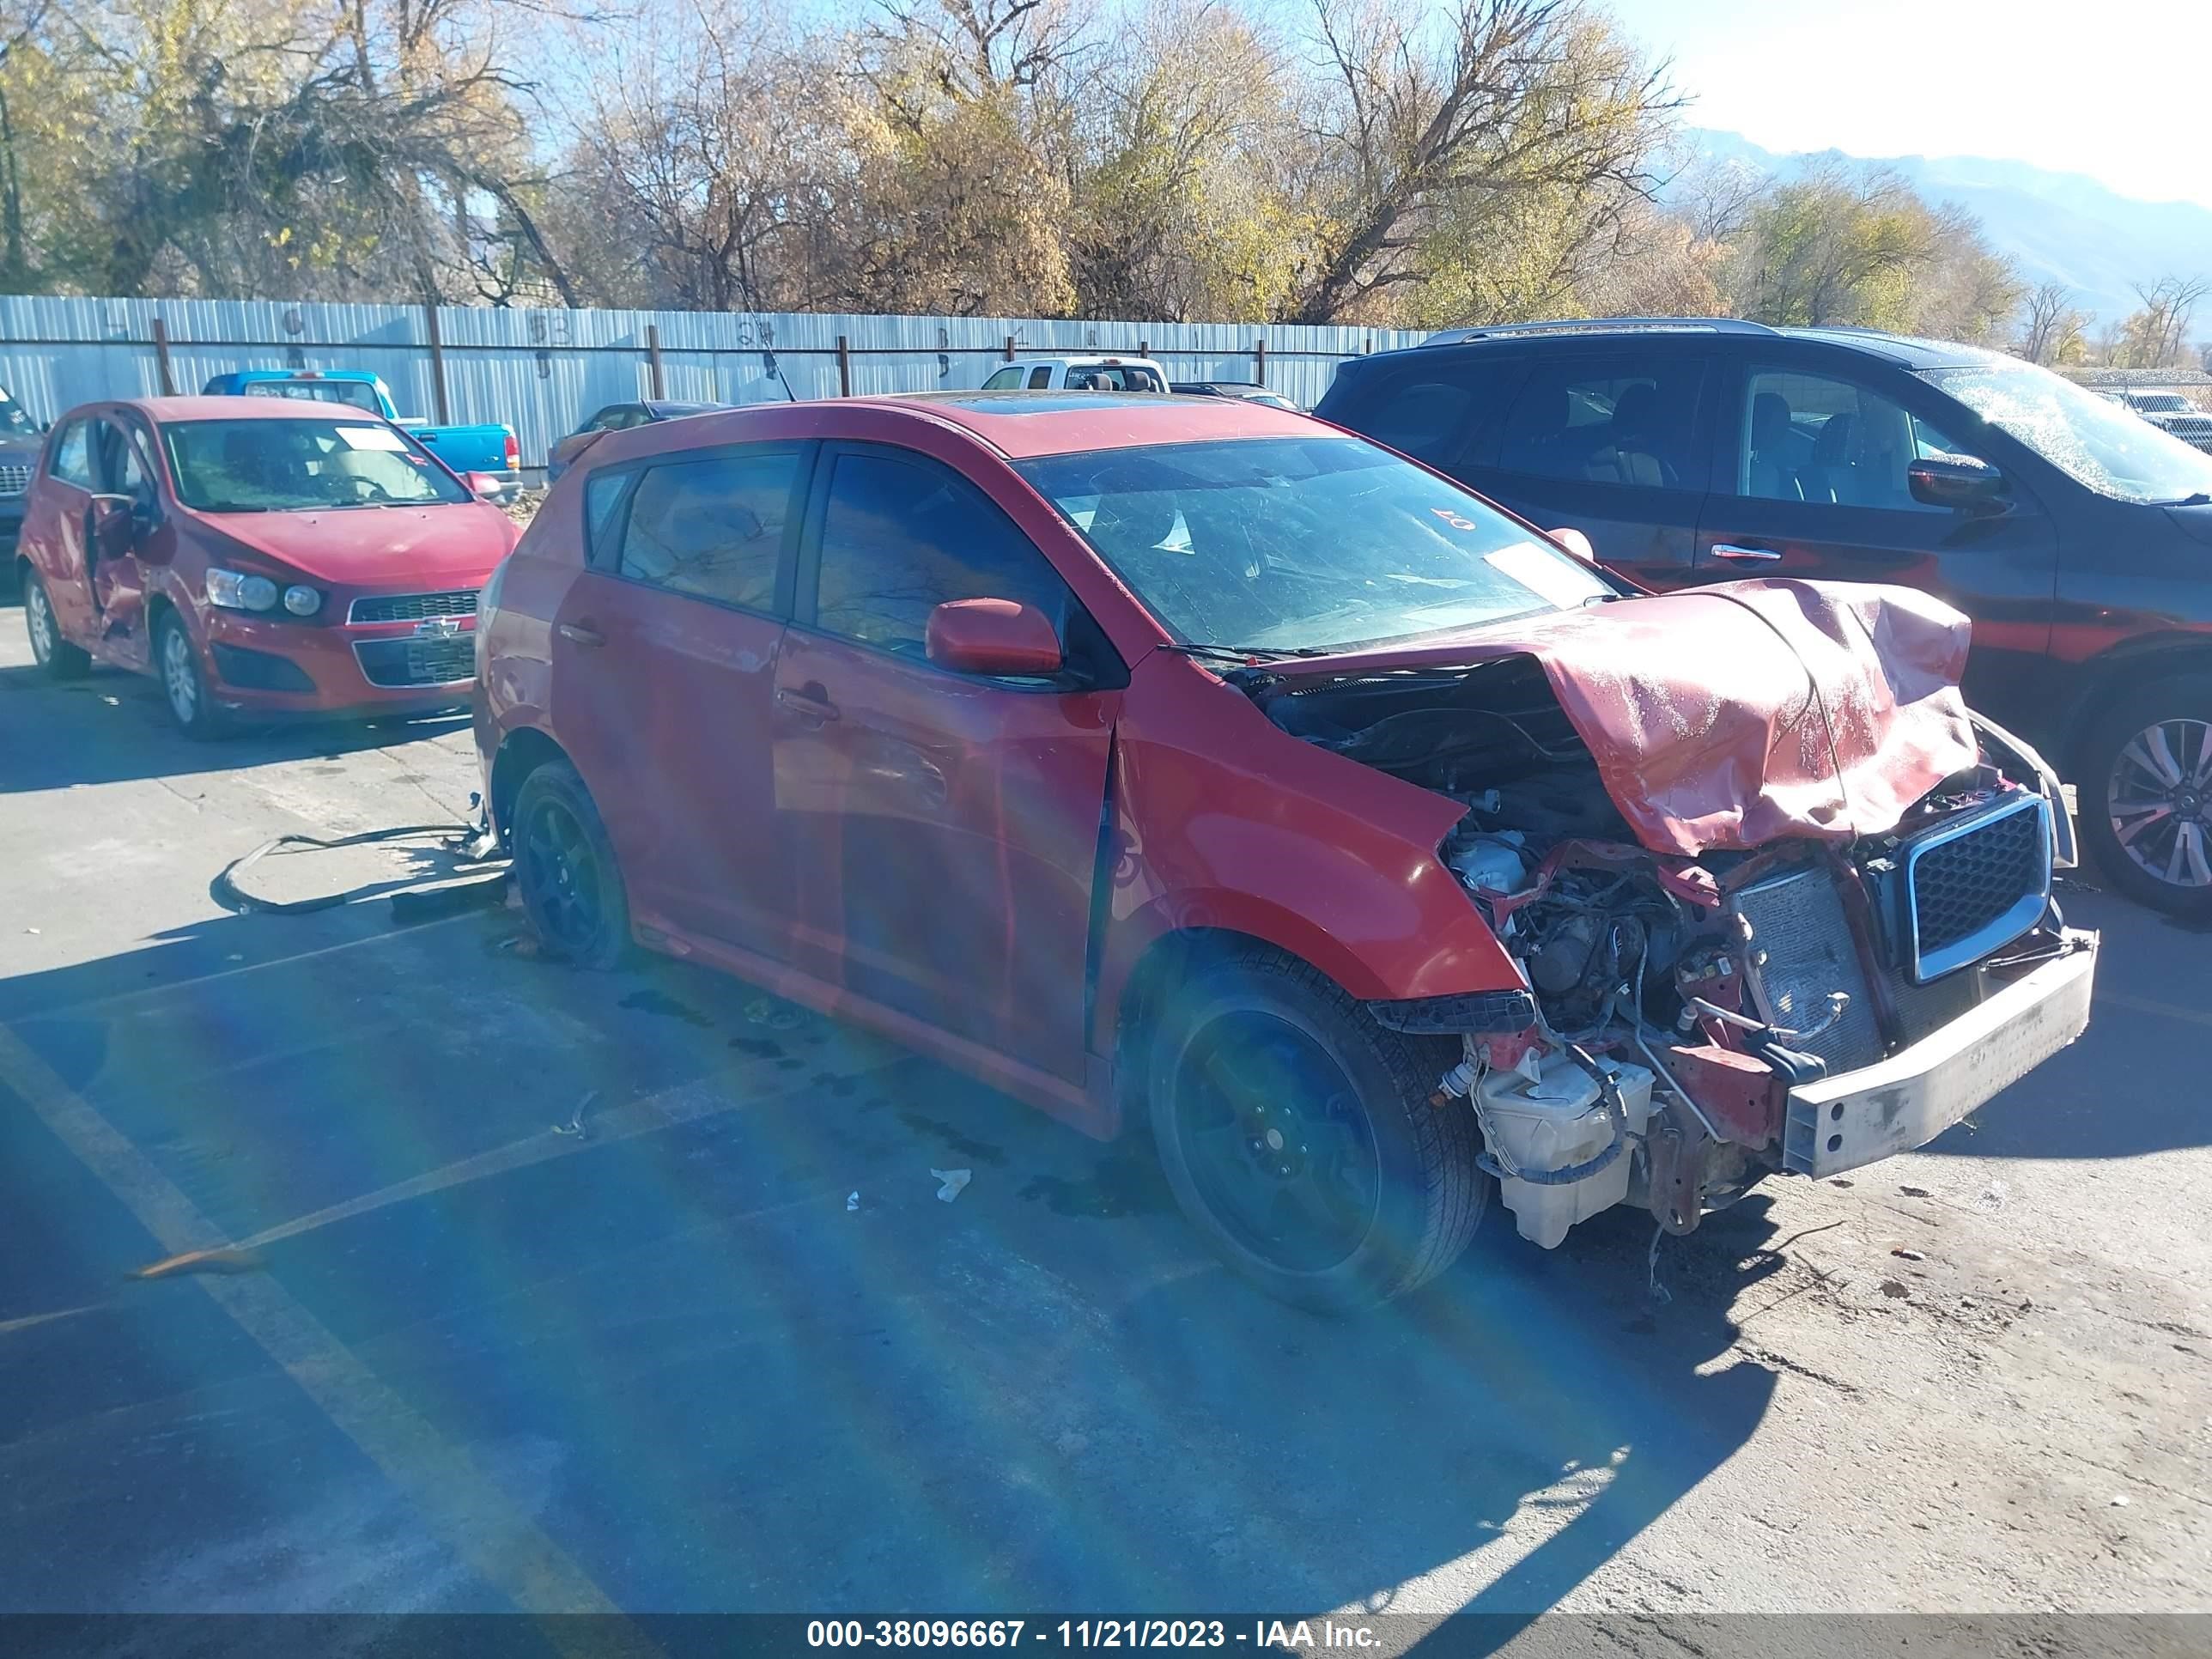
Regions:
[[2107, 716, 2212, 890], [25, 580, 53, 663], [161, 623, 199, 725]]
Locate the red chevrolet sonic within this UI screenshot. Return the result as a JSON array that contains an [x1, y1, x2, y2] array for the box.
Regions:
[[16, 397, 519, 734], [477, 392, 2097, 1308]]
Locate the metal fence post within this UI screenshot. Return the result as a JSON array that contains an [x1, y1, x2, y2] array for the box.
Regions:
[[647, 324, 665, 398], [836, 335, 853, 397], [1254, 337, 1267, 386], [423, 305, 451, 424], [1005, 336, 1017, 362], [150, 316, 176, 396]]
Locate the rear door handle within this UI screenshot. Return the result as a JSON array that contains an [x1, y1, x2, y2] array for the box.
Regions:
[[776, 686, 841, 725], [1709, 543, 1782, 563], [557, 621, 605, 647]]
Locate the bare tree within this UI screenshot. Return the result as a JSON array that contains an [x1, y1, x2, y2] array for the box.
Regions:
[[2117, 276, 2211, 368]]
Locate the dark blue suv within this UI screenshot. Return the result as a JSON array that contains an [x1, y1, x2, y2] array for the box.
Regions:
[[1316, 318, 2212, 915]]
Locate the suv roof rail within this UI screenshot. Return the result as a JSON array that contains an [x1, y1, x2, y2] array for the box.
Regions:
[[1422, 317, 1782, 346]]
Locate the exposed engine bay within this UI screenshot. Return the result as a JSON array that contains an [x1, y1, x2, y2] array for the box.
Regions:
[[1243, 638, 2089, 1249]]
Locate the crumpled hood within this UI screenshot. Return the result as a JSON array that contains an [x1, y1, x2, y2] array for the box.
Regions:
[[185, 502, 516, 587], [1286, 579, 1980, 856]]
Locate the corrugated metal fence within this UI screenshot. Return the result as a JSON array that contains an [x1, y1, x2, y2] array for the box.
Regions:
[[0, 297, 1424, 476]]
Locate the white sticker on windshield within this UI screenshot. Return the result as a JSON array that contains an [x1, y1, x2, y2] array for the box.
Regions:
[[1485, 541, 1608, 611], [334, 425, 410, 451]]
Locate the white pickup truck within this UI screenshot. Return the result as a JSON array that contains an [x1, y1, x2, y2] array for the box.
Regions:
[[981, 356, 1170, 392]]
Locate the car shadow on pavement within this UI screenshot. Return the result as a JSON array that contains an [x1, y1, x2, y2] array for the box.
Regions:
[[0, 651, 472, 795], [0, 894, 1784, 1617]]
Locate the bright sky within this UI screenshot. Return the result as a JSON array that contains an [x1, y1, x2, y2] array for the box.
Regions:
[[1619, 0, 2212, 208]]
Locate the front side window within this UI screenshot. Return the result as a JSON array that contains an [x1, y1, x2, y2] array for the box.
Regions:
[[1926, 363, 2212, 505], [981, 368, 1022, 391], [162, 418, 468, 511], [48, 419, 92, 487], [1496, 359, 1705, 489], [1738, 368, 1978, 513], [814, 449, 1073, 656], [616, 447, 801, 611], [96, 420, 157, 507], [1016, 434, 1611, 656], [240, 380, 383, 414]]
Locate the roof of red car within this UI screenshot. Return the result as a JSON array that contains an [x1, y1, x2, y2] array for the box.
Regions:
[[856, 392, 1321, 458], [116, 396, 388, 422]]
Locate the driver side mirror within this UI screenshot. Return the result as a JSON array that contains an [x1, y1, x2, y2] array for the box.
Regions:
[[1547, 526, 1598, 563], [1908, 454, 2009, 514], [463, 471, 507, 501], [926, 599, 1064, 678]]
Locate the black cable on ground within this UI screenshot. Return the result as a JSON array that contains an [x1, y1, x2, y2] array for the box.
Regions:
[[211, 823, 505, 917]]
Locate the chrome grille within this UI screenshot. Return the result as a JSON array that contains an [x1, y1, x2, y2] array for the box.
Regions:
[[1903, 795, 2050, 982], [348, 589, 480, 624], [1732, 866, 1884, 1073], [0, 464, 29, 495], [353, 635, 474, 687]]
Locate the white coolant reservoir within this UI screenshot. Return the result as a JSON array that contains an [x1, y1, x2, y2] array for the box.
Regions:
[[1478, 1054, 1656, 1249], [1449, 832, 1528, 896]]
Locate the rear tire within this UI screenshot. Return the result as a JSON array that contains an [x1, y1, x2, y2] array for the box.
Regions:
[[2080, 674, 2212, 919], [1145, 943, 1488, 1311], [155, 612, 227, 738], [511, 759, 631, 969], [22, 570, 89, 679]]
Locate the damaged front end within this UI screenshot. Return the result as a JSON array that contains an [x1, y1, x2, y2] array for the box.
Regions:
[[1245, 580, 2099, 1249]]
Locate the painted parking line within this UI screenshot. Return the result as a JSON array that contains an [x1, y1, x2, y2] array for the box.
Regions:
[[0, 1020, 647, 1644]]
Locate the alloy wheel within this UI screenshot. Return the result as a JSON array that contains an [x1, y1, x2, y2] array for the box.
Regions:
[[520, 796, 605, 956], [25, 580, 54, 664], [2107, 717, 2212, 891], [161, 625, 199, 725]]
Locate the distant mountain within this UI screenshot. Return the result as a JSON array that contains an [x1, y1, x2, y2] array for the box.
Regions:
[[1677, 129, 2212, 325]]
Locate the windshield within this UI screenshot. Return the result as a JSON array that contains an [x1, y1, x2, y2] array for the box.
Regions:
[[1015, 435, 1611, 654], [1924, 365, 2212, 505], [163, 418, 470, 512], [242, 379, 382, 413], [0, 386, 35, 435]]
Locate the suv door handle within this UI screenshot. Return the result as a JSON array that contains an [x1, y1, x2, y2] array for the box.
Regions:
[[1709, 543, 1782, 563], [776, 685, 841, 725], [557, 621, 605, 647]]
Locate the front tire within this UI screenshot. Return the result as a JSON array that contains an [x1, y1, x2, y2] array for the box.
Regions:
[[1146, 944, 1488, 1311], [23, 570, 90, 679], [155, 612, 226, 738], [511, 759, 631, 969], [2081, 674, 2212, 918]]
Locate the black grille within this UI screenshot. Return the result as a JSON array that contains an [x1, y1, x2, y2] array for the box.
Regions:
[[349, 589, 480, 624], [1911, 803, 2045, 957], [354, 635, 474, 687]]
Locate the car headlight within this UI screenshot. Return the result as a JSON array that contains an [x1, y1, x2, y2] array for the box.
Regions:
[[206, 568, 279, 611], [283, 584, 322, 617]]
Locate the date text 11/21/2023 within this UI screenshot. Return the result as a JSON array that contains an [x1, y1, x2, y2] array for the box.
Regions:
[[805, 1620, 1382, 1650]]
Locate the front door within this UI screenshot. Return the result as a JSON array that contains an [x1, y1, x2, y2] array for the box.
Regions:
[[773, 442, 1118, 1081], [1695, 363, 2060, 721], [548, 441, 807, 958], [85, 416, 162, 659]]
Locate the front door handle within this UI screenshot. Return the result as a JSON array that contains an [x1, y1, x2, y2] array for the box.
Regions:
[[776, 685, 841, 725], [557, 621, 605, 647], [1709, 543, 1782, 563]]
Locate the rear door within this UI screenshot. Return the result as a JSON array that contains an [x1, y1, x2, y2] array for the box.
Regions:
[[1696, 359, 2059, 716], [1458, 346, 1715, 591], [548, 441, 810, 957], [34, 417, 99, 639], [771, 441, 1120, 1080]]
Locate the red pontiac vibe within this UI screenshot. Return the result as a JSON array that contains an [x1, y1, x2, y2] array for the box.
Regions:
[[475, 392, 2099, 1309], [17, 397, 520, 735]]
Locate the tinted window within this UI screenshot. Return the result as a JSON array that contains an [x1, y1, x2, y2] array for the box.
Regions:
[[813, 450, 1071, 656], [48, 421, 94, 487], [1740, 369, 1976, 513], [584, 471, 629, 562], [1347, 361, 1522, 468], [981, 368, 1022, 391], [1027, 367, 1052, 389], [1497, 359, 1705, 489], [617, 447, 800, 611]]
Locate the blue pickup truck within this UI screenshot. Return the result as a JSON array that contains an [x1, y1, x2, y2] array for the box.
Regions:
[[200, 369, 520, 492]]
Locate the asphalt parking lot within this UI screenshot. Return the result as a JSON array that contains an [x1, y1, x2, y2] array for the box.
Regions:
[[2, 595, 2209, 1631]]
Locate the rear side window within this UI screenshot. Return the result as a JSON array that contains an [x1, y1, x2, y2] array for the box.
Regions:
[[1341, 360, 1524, 470], [615, 446, 802, 612], [811, 449, 1072, 657], [1027, 367, 1052, 389], [1497, 358, 1706, 490], [583, 471, 629, 561], [47, 420, 92, 486]]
